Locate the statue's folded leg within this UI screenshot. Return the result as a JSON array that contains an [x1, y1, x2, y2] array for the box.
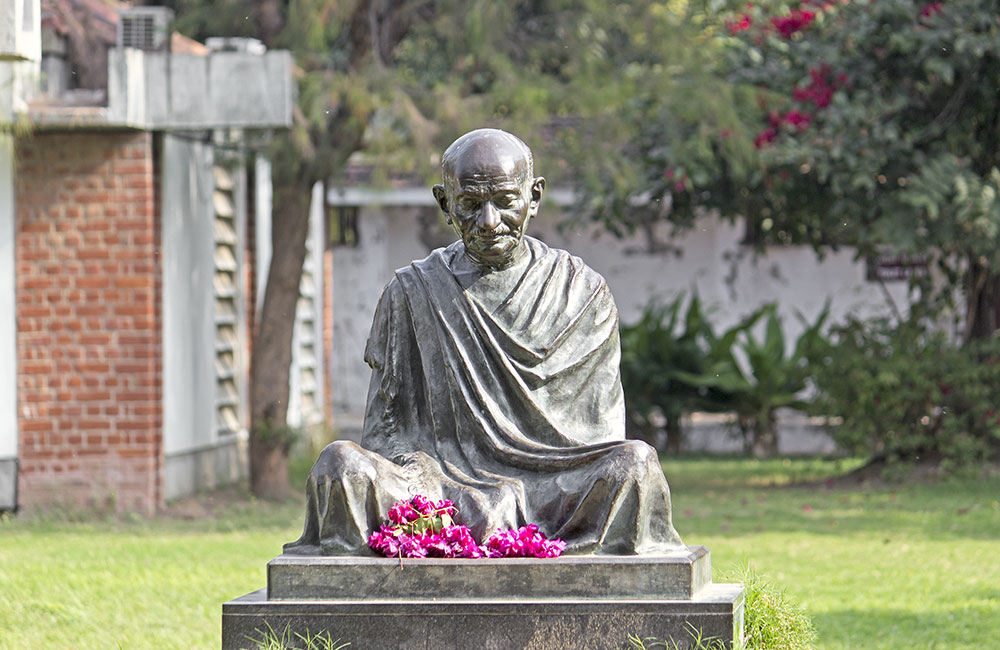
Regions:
[[550, 440, 684, 555], [283, 440, 415, 555]]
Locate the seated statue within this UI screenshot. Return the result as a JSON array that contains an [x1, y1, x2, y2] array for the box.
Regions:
[[285, 129, 684, 555]]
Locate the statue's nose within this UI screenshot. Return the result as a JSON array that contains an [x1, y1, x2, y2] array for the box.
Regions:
[[477, 201, 501, 231]]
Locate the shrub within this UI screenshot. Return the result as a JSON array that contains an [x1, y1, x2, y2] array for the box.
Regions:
[[621, 297, 830, 457], [626, 563, 817, 650], [812, 318, 1000, 468], [619, 293, 719, 452], [737, 563, 817, 650], [691, 304, 829, 457]]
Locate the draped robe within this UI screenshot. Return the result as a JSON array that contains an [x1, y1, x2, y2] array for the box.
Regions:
[[285, 237, 683, 555]]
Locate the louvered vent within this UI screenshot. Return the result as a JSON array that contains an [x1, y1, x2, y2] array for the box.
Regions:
[[117, 8, 173, 52], [213, 162, 244, 437], [292, 221, 323, 425]]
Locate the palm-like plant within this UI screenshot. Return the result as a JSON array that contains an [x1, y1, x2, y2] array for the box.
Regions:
[[619, 294, 714, 453], [689, 303, 830, 457]]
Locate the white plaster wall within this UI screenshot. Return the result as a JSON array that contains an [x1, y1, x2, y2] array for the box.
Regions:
[[287, 182, 326, 428], [254, 156, 272, 317], [327, 199, 911, 428], [0, 135, 16, 459], [309, 182, 326, 424], [533, 217, 911, 335], [162, 135, 217, 455]]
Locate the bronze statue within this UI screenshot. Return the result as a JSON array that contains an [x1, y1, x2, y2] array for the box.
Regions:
[[286, 129, 683, 555]]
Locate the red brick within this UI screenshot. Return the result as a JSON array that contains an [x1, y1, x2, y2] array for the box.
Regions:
[[22, 420, 54, 432], [16, 132, 164, 515]]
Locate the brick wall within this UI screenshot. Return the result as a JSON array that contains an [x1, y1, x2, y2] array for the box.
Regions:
[[15, 131, 164, 515]]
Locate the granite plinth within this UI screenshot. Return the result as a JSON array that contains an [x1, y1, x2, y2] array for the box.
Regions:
[[222, 548, 744, 650], [223, 584, 743, 650], [268, 546, 711, 600]]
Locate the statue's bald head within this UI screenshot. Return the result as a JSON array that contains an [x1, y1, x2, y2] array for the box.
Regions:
[[433, 129, 545, 270], [441, 129, 534, 190]]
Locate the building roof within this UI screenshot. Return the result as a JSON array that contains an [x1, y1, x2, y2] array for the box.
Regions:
[[41, 0, 207, 58]]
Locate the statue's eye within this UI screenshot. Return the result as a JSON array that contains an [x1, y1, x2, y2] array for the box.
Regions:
[[459, 197, 481, 211], [494, 194, 518, 209]]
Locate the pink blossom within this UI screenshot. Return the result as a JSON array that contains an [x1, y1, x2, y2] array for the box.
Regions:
[[485, 525, 566, 558], [771, 9, 815, 38], [783, 109, 812, 129], [921, 2, 943, 18], [754, 127, 777, 148], [727, 14, 752, 34], [793, 64, 844, 108], [387, 501, 419, 525], [368, 495, 564, 559]]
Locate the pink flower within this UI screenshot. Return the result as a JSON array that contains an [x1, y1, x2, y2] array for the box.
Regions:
[[783, 109, 812, 129], [485, 525, 566, 558], [369, 495, 565, 559], [727, 14, 752, 34], [754, 127, 777, 148], [387, 501, 419, 525], [793, 64, 844, 108], [921, 2, 943, 18], [771, 9, 815, 38]]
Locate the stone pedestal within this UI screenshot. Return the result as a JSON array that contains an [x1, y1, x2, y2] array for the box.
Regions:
[[222, 546, 743, 650]]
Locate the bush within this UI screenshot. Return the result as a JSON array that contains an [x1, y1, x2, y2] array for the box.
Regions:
[[737, 563, 817, 650], [619, 294, 719, 452], [621, 297, 830, 457], [812, 318, 1000, 468], [626, 563, 817, 650]]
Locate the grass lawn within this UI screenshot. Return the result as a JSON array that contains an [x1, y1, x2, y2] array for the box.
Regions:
[[0, 455, 997, 649]]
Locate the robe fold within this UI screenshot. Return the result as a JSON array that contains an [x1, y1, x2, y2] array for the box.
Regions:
[[285, 237, 683, 555]]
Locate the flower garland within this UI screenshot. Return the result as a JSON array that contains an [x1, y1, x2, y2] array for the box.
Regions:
[[367, 495, 566, 559]]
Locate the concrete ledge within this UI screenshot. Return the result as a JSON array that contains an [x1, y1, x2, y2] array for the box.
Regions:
[[268, 546, 712, 601], [222, 583, 744, 650], [0, 457, 16, 510], [164, 435, 247, 501]]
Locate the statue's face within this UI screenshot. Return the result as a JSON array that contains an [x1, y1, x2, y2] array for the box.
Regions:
[[433, 134, 545, 269]]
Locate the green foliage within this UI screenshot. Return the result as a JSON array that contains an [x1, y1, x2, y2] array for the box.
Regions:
[[736, 563, 818, 650], [690, 303, 829, 456], [625, 627, 728, 650], [720, 0, 1000, 335], [244, 622, 349, 650], [621, 296, 829, 456], [625, 562, 818, 650], [252, 419, 303, 453], [620, 293, 719, 449], [812, 317, 1000, 467]]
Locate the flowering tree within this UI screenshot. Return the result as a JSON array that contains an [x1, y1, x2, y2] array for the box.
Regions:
[[584, 1, 1000, 341], [724, 0, 1000, 340]]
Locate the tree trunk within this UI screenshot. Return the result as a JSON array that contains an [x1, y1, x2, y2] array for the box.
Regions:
[[249, 175, 315, 499], [750, 411, 779, 458], [964, 259, 1000, 342], [665, 416, 683, 455]]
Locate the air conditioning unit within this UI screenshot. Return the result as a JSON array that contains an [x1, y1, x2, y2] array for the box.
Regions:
[[117, 7, 174, 52], [205, 37, 266, 55]]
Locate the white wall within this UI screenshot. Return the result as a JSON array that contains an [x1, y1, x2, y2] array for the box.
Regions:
[[161, 134, 217, 455], [286, 182, 327, 429], [328, 206, 427, 429], [326, 196, 911, 429], [253, 156, 272, 317], [0, 135, 16, 460], [535, 217, 910, 332]]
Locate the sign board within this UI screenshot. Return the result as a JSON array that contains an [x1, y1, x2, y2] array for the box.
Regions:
[[866, 253, 929, 282]]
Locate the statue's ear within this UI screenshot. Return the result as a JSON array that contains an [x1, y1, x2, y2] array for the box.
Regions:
[[432, 184, 451, 223], [530, 177, 545, 212]]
